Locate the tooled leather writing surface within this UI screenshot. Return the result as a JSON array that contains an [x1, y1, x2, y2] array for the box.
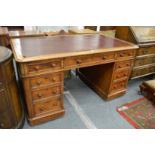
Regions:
[[12, 34, 133, 57]]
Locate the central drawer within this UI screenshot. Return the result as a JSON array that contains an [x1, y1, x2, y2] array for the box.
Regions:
[[64, 52, 115, 69], [33, 95, 63, 116], [32, 84, 62, 101]]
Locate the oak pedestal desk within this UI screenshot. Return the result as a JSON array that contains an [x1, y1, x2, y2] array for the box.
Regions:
[[11, 34, 138, 125]]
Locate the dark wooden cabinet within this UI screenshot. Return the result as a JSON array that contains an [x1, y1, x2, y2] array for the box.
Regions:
[[0, 46, 24, 128], [116, 26, 155, 79]]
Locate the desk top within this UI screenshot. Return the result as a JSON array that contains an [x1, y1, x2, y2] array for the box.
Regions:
[[9, 31, 45, 38], [11, 34, 138, 62]]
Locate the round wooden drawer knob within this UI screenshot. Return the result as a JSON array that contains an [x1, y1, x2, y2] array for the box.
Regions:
[[113, 86, 117, 89], [77, 59, 82, 64], [53, 103, 57, 106], [102, 56, 107, 60], [39, 108, 44, 112], [37, 93, 43, 97], [52, 78, 56, 82], [51, 63, 56, 67], [120, 54, 123, 57], [34, 66, 40, 70], [37, 80, 42, 85], [52, 91, 57, 94]]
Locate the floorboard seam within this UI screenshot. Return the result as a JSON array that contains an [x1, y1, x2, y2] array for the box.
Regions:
[[64, 91, 97, 129]]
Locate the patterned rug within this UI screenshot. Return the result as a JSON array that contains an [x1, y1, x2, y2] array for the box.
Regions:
[[117, 98, 155, 129]]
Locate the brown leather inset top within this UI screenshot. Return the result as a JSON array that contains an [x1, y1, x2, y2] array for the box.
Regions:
[[11, 34, 138, 62]]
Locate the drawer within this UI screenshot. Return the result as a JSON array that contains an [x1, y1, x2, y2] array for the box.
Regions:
[[30, 72, 63, 89], [117, 50, 135, 59], [110, 79, 128, 93], [115, 60, 133, 70], [113, 69, 129, 80], [134, 56, 155, 67], [33, 95, 63, 116], [131, 66, 155, 78], [32, 85, 62, 101], [64, 52, 114, 68], [28, 59, 62, 74], [137, 47, 155, 56]]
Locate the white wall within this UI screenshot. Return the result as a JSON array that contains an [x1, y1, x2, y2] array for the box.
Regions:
[[24, 26, 84, 32]]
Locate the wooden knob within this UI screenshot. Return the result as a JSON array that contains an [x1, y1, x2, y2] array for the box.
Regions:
[[34, 66, 40, 70], [52, 91, 57, 94], [128, 53, 131, 56], [37, 93, 42, 97], [37, 80, 42, 85], [118, 65, 121, 68], [126, 63, 129, 66], [120, 54, 123, 57], [53, 103, 57, 106], [124, 73, 127, 76], [77, 59, 82, 64], [51, 63, 56, 67], [113, 86, 117, 89], [102, 56, 107, 60], [51, 77, 56, 82], [39, 108, 43, 112]]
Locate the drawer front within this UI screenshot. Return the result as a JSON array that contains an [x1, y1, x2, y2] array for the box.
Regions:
[[64, 52, 115, 68], [30, 72, 63, 89], [137, 47, 155, 56], [134, 57, 155, 67], [111, 79, 128, 93], [0, 111, 11, 129], [32, 85, 62, 101], [28, 59, 62, 74], [117, 50, 135, 59], [115, 60, 133, 70], [33, 95, 63, 116], [131, 66, 155, 78], [113, 69, 129, 80]]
